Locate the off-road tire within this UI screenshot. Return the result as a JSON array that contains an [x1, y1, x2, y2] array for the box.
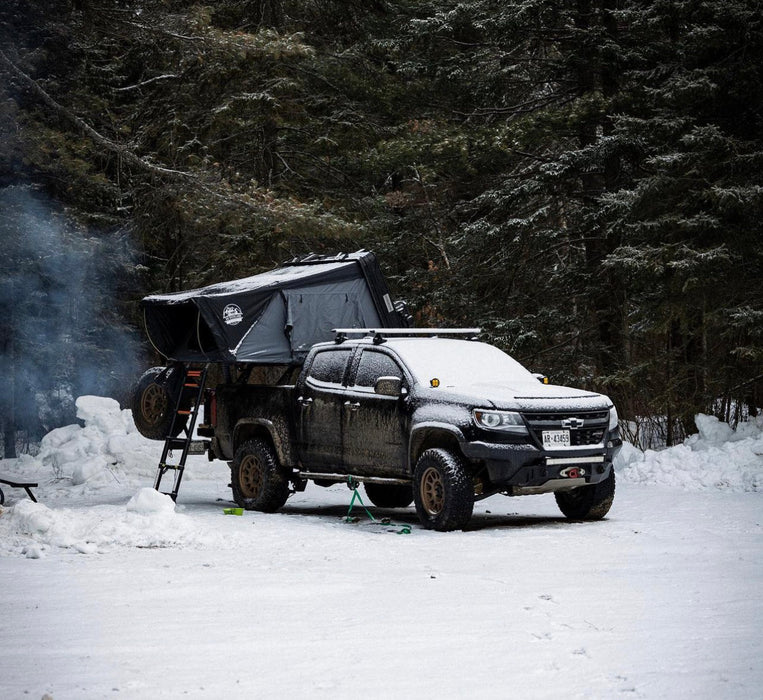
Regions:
[[364, 482, 414, 509], [555, 468, 616, 520], [231, 438, 290, 513], [131, 366, 187, 440], [413, 448, 474, 531]]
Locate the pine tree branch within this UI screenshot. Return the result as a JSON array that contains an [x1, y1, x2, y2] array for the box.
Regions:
[[0, 49, 193, 181], [0, 49, 331, 224], [115, 74, 180, 92]]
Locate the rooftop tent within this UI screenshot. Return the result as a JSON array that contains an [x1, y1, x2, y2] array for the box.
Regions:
[[141, 251, 408, 364]]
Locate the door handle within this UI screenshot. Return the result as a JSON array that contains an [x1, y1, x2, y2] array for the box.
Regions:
[[344, 401, 361, 411], [297, 396, 313, 406]]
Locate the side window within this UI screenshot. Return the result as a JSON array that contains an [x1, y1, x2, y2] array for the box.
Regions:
[[308, 350, 351, 386], [354, 351, 404, 388]]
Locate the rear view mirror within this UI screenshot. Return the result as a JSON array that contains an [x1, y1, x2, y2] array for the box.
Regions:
[[375, 376, 403, 397], [532, 372, 549, 384]]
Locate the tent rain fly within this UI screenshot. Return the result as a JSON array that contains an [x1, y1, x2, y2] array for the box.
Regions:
[[141, 251, 408, 364]]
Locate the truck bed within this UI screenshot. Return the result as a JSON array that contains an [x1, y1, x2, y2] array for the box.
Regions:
[[212, 384, 298, 464]]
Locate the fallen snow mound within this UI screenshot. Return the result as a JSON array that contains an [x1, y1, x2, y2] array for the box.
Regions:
[[2, 490, 211, 557], [616, 413, 763, 492], [37, 395, 161, 487]]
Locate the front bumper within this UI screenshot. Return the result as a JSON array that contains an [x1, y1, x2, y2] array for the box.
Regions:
[[461, 434, 621, 492]]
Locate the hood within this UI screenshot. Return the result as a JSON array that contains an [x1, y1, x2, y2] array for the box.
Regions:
[[425, 381, 611, 412]]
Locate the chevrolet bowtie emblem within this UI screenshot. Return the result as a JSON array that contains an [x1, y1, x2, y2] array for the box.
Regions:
[[560, 417, 585, 429]]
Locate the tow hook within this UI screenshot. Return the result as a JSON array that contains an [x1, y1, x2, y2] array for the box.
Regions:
[[559, 466, 586, 479]]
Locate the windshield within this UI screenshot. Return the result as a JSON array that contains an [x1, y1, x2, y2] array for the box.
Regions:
[[391, 339, 534, 387]]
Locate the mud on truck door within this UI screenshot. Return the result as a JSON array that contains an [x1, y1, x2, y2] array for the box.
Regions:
[[342, 348, 408, 475], [297, 347, 353, 471]]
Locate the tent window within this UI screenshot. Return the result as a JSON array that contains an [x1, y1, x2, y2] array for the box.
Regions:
[[285, 292, 364, 353]]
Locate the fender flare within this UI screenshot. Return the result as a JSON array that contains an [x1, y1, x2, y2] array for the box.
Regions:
[[233, 418, 296, 467], [408, 422, 467, 472]]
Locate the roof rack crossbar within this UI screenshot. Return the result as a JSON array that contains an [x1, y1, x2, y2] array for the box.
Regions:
[[333, 328, 481, 338]]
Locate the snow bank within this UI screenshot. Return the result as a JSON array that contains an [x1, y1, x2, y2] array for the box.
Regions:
[[616, 413, 763, 492], [37, 395, 160, 487], [0, 397, 226, 556], [0, 488, 210, 556], [1, 396, 760, 558]]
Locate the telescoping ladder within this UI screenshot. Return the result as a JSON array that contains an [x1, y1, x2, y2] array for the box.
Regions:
[[154, 365, 209, 501]]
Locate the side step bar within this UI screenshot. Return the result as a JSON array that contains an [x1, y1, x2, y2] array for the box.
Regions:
[[298, 471, 411, 486]]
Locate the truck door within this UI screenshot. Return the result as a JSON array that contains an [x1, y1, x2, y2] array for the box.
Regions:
[[298, 348, 353, 471], [342, 349, 408, 476]]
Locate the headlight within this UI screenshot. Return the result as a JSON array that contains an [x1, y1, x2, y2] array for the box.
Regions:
[[473, 409, 528, 434], [608, 406, 619, 431]]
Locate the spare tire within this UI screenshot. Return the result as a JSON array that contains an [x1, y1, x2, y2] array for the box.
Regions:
[[131, 366, 187, 440]]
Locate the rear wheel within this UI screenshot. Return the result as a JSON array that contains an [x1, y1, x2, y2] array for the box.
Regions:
[[131, 366, 187, 440], [231, 438, 290, 513], [413, 448, 474, 531], [364, 482, 413, 509], [555, 468, 616, 520]]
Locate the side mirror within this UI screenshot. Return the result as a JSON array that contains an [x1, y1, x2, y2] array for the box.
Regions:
[[532, 372, 549, 385], [375, 376, 403, 397]]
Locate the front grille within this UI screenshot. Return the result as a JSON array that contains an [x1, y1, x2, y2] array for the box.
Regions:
[[523, 410, 609, 448]]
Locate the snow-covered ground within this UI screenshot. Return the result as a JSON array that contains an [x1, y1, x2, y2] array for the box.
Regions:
[[1, 397, 761, 699]]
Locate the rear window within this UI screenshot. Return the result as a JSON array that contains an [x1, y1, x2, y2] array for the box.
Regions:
[[308, 349, 351, 386]]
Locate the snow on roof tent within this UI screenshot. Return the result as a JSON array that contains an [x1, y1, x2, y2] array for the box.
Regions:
[[141, 251, 408, 364]]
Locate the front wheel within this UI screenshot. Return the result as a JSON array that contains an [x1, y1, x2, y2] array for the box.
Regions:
[[231, 438, 290, 513], [555, 468, 616, 520], [413, 448, 474, 531]]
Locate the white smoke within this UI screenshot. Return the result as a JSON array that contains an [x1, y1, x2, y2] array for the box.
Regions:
[[0, 185, 143, 448]]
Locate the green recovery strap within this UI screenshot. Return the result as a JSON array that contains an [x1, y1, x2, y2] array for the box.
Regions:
[[344, 477, 411, 534]]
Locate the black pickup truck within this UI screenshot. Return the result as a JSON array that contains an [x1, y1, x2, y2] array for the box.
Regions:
[[204, 329, 621, 531]]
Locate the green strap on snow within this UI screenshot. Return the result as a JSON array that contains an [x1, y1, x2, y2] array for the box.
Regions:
[[344, 477, 411, 535], [344, 478, 377, 522]]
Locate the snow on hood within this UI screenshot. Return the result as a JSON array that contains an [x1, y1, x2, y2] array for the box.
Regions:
[[451, 381, 608, 411]]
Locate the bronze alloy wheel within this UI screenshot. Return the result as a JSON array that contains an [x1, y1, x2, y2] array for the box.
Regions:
[[131, 366, 188, 440], [141, 382, 168, 425], [413, 448, 474, 531], [240, 454, 265, 499], [231, 438, 290, 512], [420, 466, 445, 515]]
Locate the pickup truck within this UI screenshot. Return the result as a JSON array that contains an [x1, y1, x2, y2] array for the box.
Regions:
[[201, 329, 622, 531]]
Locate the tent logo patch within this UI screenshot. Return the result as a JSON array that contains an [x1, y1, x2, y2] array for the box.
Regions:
[[223, 304, 244, 326]]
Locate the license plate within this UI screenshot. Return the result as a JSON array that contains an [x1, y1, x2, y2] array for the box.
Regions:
[[542, 430, 570, 449]]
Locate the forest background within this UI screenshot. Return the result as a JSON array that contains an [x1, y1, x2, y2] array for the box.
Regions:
[[0, 0, 761, 456]]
